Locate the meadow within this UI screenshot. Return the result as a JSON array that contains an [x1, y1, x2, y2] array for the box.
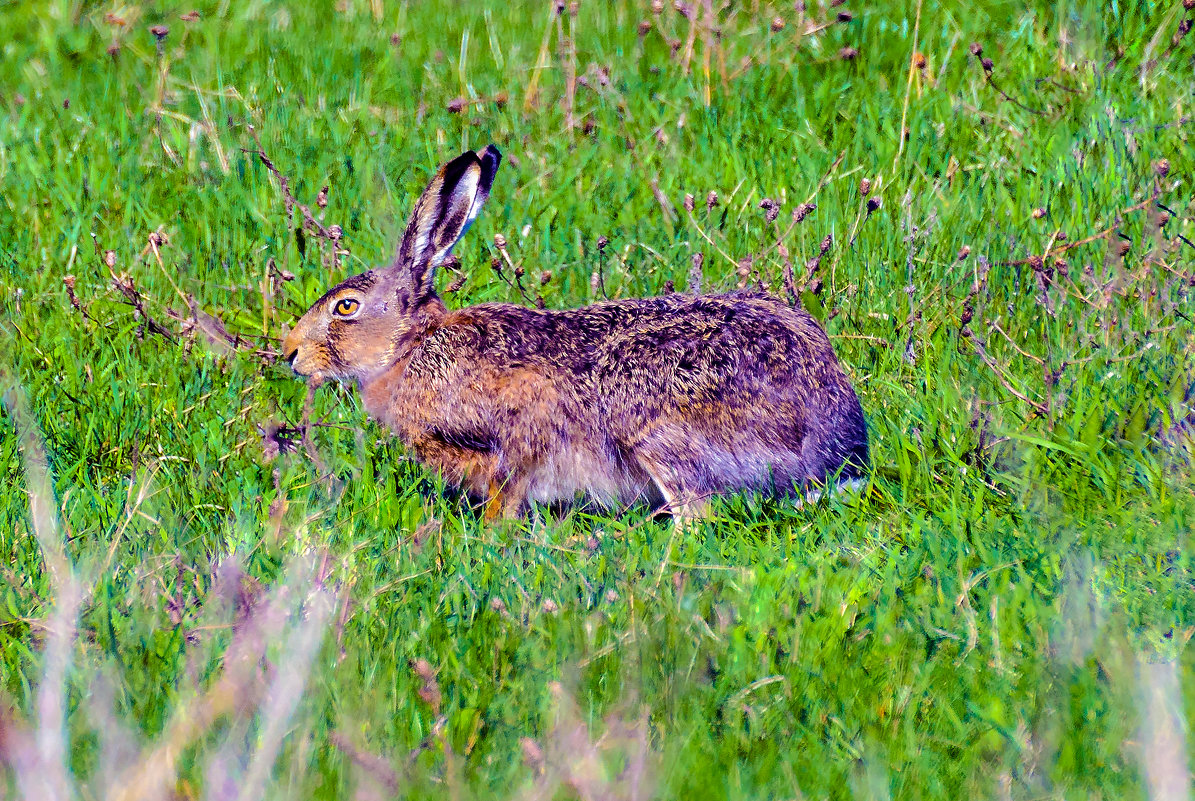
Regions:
[[1, 0, 1193, 798]]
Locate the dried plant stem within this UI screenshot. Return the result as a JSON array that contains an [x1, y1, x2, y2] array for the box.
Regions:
[[1001, 194, 1156, 266], [892, 0, 923, 172], [523, 3, 557, 113]]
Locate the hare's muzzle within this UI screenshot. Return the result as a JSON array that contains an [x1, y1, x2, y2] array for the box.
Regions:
[[281, 326, 304, 373]]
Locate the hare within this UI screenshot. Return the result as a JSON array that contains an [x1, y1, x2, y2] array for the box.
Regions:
[[282, 145, 868, 523]]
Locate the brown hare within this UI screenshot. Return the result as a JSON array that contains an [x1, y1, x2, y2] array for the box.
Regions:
[[282, 145, 868, 524]]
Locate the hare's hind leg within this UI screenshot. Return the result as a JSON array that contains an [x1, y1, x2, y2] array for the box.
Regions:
[[635, 455, 710, 530]]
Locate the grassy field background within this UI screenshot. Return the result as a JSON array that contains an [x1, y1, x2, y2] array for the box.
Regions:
[[1, 0, 1194, 798]]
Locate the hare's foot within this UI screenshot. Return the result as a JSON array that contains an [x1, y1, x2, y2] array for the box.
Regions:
[[796, 477, 866, 508], [483, 476, 529, 522], [667, 496, 711, 531], [637, 457, 709, 530]]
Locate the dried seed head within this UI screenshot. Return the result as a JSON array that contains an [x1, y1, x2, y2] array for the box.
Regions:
[[793, 202, 815, 222], [912, 52, 927, 70], [960, 303, 973, 325], [1031, 207, 1046, 219], [317, 185, 329, 209], [1116, 240, 1131, 256], [836, 10, 853, 22], [684, 193, 695, 212], [1158, 211, 1170, 226], [859, 177, 872, 196], [390, 32, 402, 45], [760, 198, 780, 223], [554, 0, 565, 14], [149, 24, 169, 40], [596, 235, 608, 251], [866, 195, 882, 213], [651, 0, 664, 13], [1179, 18, 1192, 36], [969, 42, 983, 56], [104, 249, 117, 267], [106, 41, 121, 56], [490, 256, 503, 272], [490, 597, 506, 613], [638, 19, 651, 35], [327, 224, 343, 242], [1028, 255, 1044, 271], [568, 1, 579, 15], [1184, 0, 1194, 9], [590, 271, 601, 294], [981, 57, 993, 72], [542, 598, 559, 613], [446, 97, 466, 113], [771, 16, 786, 32], [513, 265, 524, 278], [819, 234, 833, 254], [180, 10, 200, 22], [1155, 158, 1170, 177], [1056, 231, 1067, 241], [957, 245, 971, 261], [104, 13, 127, 26], [664, 279, 675, 292], [838, 46, 859, 60], [494, 233, 508, 250], [445, 273, 466, 293], [705, 190, 718, 210], [63, 274, 76, 290], [539, 270, 552, 285]]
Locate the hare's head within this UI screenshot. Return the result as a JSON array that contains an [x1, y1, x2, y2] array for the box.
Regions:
[[282, 145, 501, 383]]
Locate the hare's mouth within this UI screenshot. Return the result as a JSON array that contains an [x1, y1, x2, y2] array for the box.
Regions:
[[282, 346, 323, 382]]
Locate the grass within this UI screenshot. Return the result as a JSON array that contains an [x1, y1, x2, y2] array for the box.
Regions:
[[1, 0, 1193, 798]]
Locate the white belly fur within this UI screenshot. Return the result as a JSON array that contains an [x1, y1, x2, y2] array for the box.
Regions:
[[524, 445, 657, 509]]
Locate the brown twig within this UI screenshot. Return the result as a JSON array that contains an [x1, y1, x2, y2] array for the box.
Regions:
[[246, 128, 345, 260], [1000, 194, 1156, 266], [962, 326, 1048, 416]]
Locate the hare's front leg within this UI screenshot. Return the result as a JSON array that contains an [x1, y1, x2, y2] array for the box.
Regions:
[[482, 473, 530, 521]]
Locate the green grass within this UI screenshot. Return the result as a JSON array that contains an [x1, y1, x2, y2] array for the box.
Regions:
[[1, 0, 1194, 798]]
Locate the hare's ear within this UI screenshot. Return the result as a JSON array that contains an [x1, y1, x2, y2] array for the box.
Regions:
[[391, 145, 501, 305]]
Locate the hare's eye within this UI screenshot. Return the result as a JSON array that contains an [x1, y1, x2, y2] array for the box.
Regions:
[[333, 298, 360, 317]]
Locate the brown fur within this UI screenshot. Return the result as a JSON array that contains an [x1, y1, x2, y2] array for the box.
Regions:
[[282, 146, 868, 521]]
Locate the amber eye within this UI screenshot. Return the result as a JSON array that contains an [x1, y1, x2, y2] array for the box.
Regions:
[[332, 297, 360, 318]]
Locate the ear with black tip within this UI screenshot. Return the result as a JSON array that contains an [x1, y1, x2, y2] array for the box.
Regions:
[[391, 144, 501, 305]]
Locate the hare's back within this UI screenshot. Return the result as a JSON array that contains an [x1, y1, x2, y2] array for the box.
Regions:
[[588, 292, 845, 401]]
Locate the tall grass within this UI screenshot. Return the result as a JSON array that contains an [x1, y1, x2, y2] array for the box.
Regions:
[[1, 1, 1193, 798]]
